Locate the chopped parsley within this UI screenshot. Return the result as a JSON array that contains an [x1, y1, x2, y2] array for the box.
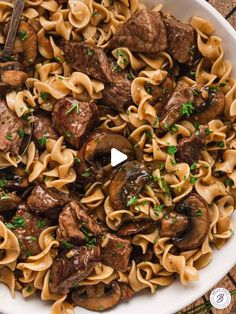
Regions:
[[87, 48, 95, 56], [189, 45, 196, 55], [6, 216, 26, 228], [145, 131, 152, 140], [190, 163, 197, 171], [62, 241, 74, 249], [224, 178, 234, 187], [111, 62, 122, 72], [81, 226, 96, 248], [109, 0, 113, 5], [171, 159, 177, 165], [127, 195, 138, 206], [26, 285, 33, 293], [180, 102, 194, 117], [65, 130, 73, 138], [194, 121, 200, 130], [169, 124, 179, 133], [209, 86, 219, 92], [117, 242, 125, 249], [36, 220, 46, 228], [18, 128, 25, 138], [150, 174, 159, 182], [216, 141, 225, 148], [195, 209, 202, 217], [0, 192, 9, 200], [26, 250, 31, 258], [154, 204, 164, 216], [5, 134, 13, 141], [54, 56, 61, 63], [190, 71, 196, 78], [92, 10, 98, 16], [74, 157, 81, 164], [144, 82, 153, 95], [116, 49, 128, 65], [167, 145, 177, 155], [82, 168, 91, 177], [190, 175, 197, 184], [219, 82, 226, 87], [0, 179, 7, 188], [205, 128, 213, 135], [127, 72, 133, 81], [38, 136, 47, 147], [40, 92, 49, 101], [161, 178, 170, 192], [19, 30, 27, 41], [192, 89, 200, 96], [65, 101, 80, 115]]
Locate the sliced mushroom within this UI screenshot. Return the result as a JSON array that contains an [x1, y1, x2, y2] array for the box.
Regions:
[[4, 21, 37, 67], [0, 61, 27, 87], [72, 282, 121, 311], [109, 161, 151, 210], [0, 166, 29, 190], [172, 193, 209, 251], [191, 85, 225, 124], [76, 130, 134, 183], [117, 220, 153, 236], [159, 212, 188, 237]]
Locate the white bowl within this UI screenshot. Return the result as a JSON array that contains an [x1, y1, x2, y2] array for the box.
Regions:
[[1, 1, 236, 314]]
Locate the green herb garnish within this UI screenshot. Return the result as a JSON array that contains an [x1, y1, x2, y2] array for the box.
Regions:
[[19, 31, 27, 41], [65, 101, 80, 115], [87, 48, 95, 56], [180, 102, 194, 117], [167, 145, 177, 155], [127, 196, 138, 206], [62, 241, 74, 249], [40, 92, 49, 101], [36, 220, 46, 228]]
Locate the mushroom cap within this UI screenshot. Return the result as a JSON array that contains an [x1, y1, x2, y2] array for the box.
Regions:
[[172, 193, 209, 251], [109, 160, 151, 210], [72, 281, 121, 311], [159, 212, 188, 238]]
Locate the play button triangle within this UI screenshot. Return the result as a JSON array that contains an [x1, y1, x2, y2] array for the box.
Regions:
[[111, 148, 127, 167]]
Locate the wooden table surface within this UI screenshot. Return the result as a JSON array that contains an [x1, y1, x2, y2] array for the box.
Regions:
[[180, 1, 236, 313]]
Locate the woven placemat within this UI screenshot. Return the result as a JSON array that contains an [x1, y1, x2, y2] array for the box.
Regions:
[[179, 1, 236, 313]]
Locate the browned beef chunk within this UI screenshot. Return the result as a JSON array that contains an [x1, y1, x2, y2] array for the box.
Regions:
[[150, 77, 174, 109], [130, 245, 153, 264], [177, 125, 207, 165], [0, 61, 27, 87], [160, 81, 193, 130], [33, 112, 58, 149], [52, 97, 99, 149], [164, 16, 195, 63], [117, 220, 153, 236], [62, 42, 112, 83], [50, 245, 100, 294], [101, 67, 132, 113], [0, 189, 21, 211], [27, 185, 70, 214], [10, 205, 49, 260], [108, 9, 167, 53], [0, 99, 27, 155], [101, 233, 131, 272], [57, 201, 102, 244]]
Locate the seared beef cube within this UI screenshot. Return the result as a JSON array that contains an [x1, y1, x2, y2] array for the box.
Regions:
[[62, 42, 112, 83], [130, 245, 153, 264], [101, 234, 131, 272], [102, 69, 132, 113], [50, 245, 100, 294], [52, 97, 99, 149], [10, 205, 49, 260], [177, 125, 207, 165], [0, 189, 21, 211], [0, 100, 27, 155], [160, 81, 193, 129], [0, 61, 27, 87], [150, 77, 174, 107], [27, 185, 70, 214], [108, 9, 167, 53], [164, 16, 195, 63], [33, 112, 58, 149], [57, 201, 102, 244]]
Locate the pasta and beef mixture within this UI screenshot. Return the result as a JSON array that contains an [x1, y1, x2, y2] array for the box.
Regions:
[[0, 0, 235, 312]]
